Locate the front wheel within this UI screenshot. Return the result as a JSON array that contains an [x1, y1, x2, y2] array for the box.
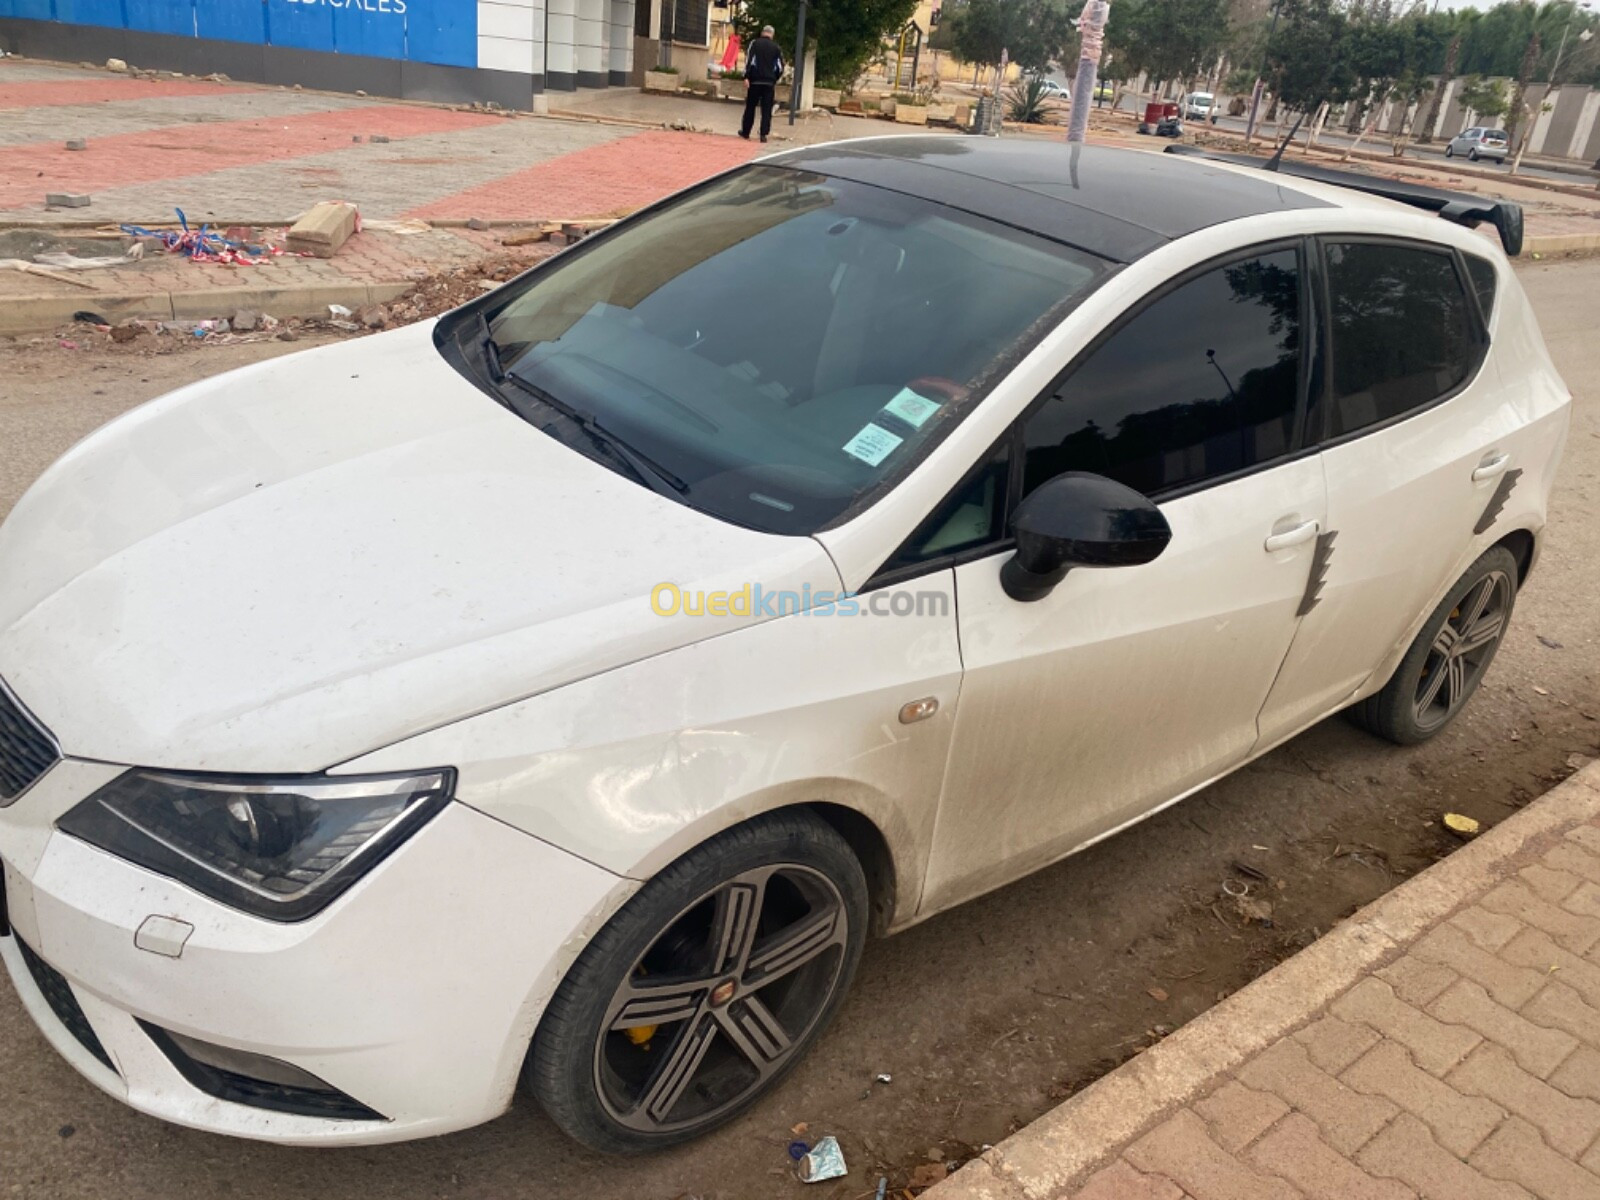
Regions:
[[1347, 546, 1518, 745], [1469, 148, 1480, 161], [526, 811, 868, 1153], [1445, 144, 1454, 157]]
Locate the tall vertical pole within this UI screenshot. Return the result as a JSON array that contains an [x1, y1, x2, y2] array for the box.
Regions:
[[1067, 0, 1109, 142], [1245, 0, 1283, 146], [789, 0, 807, 125]]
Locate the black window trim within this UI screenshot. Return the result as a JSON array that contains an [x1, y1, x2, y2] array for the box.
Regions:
[[1459, 248, 1501, 331], [866, 236, 1320, 591], [1313, 234, 1491, 451]]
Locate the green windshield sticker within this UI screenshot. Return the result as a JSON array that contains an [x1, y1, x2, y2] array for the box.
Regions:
[[883, 387, 942, 429], [842, 423, 904, 467]]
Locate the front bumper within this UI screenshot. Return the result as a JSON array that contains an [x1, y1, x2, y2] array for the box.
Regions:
[[1, 758, 629, 1145]]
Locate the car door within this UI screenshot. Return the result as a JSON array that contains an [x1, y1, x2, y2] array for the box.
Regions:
[[908, 243, 1329, 914], [1255, 237, 1518, 744]]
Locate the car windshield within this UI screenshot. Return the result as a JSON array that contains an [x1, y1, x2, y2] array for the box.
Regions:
[[481, 166, 1109, 535]]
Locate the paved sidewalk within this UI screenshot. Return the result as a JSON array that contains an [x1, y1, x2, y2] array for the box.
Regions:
[[929, 761, 1600, 1200]]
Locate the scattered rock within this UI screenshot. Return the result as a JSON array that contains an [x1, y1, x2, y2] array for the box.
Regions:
[[109, 323, 144, 343], [105, 57, 127, 72], [1443, 812, 1481, 839], [352, 135, 364, 143], [908, 1163, 948, 1188], [64, 138, 87, 151], [276, 327, 300, 341], [231, 309, 261, 333], [354, 305, 387, 330], [369, 134, 391, 143], [1146, 986, 1169, 1002], [356, 89, 368, 96], [466, 217, 491, 231], [45, 192, 91, 208]]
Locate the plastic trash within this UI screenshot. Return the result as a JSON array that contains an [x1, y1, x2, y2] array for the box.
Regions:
[[797, 1135, 847, 1183], [787, 1140, 809, 1161], [1443, 813, 1481, 838]]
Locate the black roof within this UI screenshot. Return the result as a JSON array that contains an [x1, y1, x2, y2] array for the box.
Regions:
[[764, 138, 1331, 263]]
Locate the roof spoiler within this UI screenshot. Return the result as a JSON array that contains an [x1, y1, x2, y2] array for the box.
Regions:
[[1163, 145, 1525, 257]]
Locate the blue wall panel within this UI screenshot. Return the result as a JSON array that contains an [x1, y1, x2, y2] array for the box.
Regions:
[[49, 0, 127, 29], [195, 0, 266, 45], [12, 0, 481, 69]]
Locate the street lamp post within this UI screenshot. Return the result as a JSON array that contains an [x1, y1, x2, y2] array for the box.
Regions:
[[1552, 1, 1594, 86]]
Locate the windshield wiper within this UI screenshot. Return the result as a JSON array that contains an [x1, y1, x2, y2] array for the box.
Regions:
[[499, 369, 688, 499], [479, 313, 506, 383]]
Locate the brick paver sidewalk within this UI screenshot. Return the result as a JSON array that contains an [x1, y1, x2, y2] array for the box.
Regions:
[[931, 763, 1600, 1200]]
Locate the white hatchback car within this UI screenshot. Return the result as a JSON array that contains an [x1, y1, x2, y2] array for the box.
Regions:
[[0, 139, 1568, 1154]]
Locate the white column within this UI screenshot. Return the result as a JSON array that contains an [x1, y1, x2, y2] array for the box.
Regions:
[[609, 0, 634, 85], [575, 0, 606, 87], [477, 0, 537, 79], [529, 0, 547, 89], [546, 0, 577, 89], [1569, 90, 1600, 160]]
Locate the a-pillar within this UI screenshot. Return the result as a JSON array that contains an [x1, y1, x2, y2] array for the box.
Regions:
[[608, 0, 635, 86], [546, 0, 577, 90], [576, 0, 608, 88]]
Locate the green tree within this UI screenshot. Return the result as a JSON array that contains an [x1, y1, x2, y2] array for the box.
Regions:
[[1264, 0, 1356, 117], [1455, 74, 1512, 123], [945, 0, 1078, 75], [1108, 0, 1232, 91], [738, 0, 919, 89]]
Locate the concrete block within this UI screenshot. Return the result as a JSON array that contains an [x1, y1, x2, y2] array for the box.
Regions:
[[286, 201, 359, 258], [64, 139, 87, 151], [45, 193, 91, 208]]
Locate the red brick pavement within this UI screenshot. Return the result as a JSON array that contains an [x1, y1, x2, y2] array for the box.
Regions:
[[0, 78, 251, 108], [0, 104, 501, 209], [405, 129, 764, 220]]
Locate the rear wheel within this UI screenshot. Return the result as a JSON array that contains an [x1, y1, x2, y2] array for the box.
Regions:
[[1347, 546, 1517, 745], [526, 811, 868, 1153]]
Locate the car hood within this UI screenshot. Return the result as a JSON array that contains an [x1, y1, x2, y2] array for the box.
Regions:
[[0, 322, 841, 773]]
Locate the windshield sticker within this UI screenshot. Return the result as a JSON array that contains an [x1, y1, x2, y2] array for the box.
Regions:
[[842, 423, 904, 467], [882, 387, 942, 429]]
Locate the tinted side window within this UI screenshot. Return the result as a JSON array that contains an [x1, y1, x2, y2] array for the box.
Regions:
[[1325, 242, 1474, 439], [1463, 254, 1499, 321], [1020, 248, 1303, 499]]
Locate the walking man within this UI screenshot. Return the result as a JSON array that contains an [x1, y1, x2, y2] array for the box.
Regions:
[[739, 23, 784, 143]]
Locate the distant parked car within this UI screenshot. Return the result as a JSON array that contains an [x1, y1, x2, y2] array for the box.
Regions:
[[1038, 78, 1069, 100], [1095, 80, 1115, 102], [1446, 127, 1510, 163], [1183, 91, 1216, 122]]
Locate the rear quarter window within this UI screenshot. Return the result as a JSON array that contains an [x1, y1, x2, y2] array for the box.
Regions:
[[1324, 241, 1476, 440], [1463, 254, 1499, 321]]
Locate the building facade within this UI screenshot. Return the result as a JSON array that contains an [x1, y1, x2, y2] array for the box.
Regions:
[[0, 0, 683, 110]]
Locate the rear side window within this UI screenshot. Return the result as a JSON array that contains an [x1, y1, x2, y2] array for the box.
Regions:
[[1324, 242, 1474, 439], [1463, 254, 1499, 321], [1019, 247, 1304, 499]]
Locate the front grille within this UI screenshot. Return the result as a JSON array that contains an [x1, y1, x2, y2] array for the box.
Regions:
[[0, 679, 59, 802], [139, 1022, 386, 1121], [16, 939, 117, 1073]]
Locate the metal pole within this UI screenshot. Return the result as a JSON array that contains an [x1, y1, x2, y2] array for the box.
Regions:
[[788, 0, 807, 126], [1067, 0, 1109, 143], [1245, 0, 1283, 145]]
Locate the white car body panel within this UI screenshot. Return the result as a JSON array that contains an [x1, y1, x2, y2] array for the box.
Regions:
[[0, 140, 1571, 1145], [925, 456, 1326, 911], [0, 324, 839, 773]]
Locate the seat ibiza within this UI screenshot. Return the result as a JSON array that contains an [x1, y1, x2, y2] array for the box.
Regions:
[[0, 139, 1569, 1153]]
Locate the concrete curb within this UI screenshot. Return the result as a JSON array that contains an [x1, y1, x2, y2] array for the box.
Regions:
[[927, 761, 1600, 1200], [1, 280, 410, 334]]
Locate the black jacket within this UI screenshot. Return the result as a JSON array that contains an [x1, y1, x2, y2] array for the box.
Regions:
[[745, 36, 784, 85]]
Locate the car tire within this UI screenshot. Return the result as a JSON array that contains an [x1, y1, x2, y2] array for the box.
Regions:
[[526, 810, 869, 1154], [1469, 148, 1479, 161], [1445, 145, 1454, 157], [1346, 546, 1518, 746]]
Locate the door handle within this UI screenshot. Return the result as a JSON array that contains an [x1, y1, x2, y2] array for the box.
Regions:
[[1264, 519, 1320, 553], [1472, 453, 1510, 482]]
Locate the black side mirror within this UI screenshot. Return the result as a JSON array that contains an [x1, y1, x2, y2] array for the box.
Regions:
[[1001, 472, 1172, 602]]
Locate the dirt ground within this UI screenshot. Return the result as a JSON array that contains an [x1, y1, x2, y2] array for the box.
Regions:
[[1, 260, 1596, 1200]]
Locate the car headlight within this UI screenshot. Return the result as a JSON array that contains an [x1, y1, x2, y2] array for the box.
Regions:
[[57, 768, 454, 921]]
